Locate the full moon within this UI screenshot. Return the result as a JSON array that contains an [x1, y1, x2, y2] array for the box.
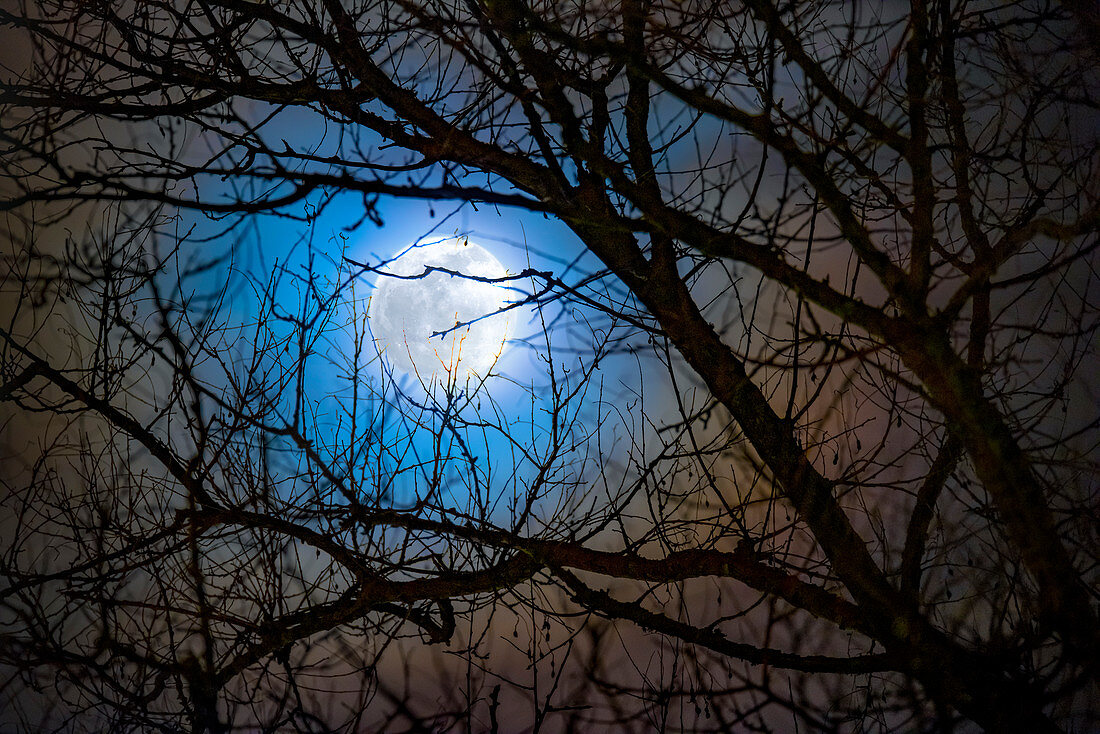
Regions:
[[369, 238, 515, 383]]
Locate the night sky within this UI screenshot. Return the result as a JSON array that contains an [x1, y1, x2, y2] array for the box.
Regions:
[[1, 2, 1097, 733]]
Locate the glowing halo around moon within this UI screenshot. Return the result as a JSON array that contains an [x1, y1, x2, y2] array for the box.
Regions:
[[369, 237, 515, 385]]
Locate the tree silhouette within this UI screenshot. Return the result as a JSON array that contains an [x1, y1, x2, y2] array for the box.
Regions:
[[2, 1, 1098, 732]]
